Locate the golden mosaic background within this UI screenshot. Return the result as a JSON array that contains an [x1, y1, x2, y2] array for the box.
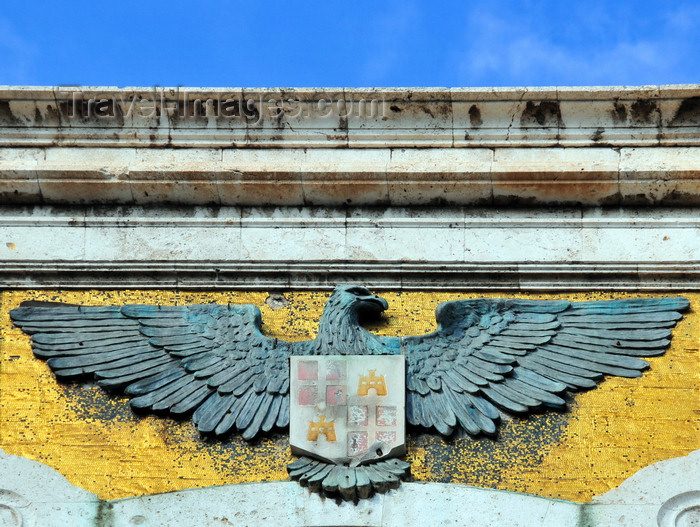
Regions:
[[0, 290, 697, 503]]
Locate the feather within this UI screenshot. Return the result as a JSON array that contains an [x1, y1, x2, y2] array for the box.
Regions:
[[405, 392, 418, 425], [560, 319, 678, 330], [453, 364, 489, 386], [565, 297, 689, 314], [266, 371, 287, 394], [481, 343, 528, 356], [195, 393, 236, 434], [538, 348, 642, 378], [93, 356, 174, 379], [442, 387, 480, 435], [411, 392, 429, 428], [468, 356, 513, 375], [526, 353, 603, 379], [17, 319, 137, 332], [464, 393, 501, 420], [49, 351, 164, 377], [472, 349, 516, 364], [214, 391, 253, 436], [557, 327, 671, 341], [555, 331, 670, 350], [170, 385, 214, 416], [511, 368, 567, 393], [463, 362, 503, 383], [442, 368, 480, 393], [33, 330, 142, 345], [97, 363, 174, 389], [516, 313, 558, 323], [505, 300, 570, 313], [354, 467, 372, 499], [149, 334, 201, 347], [501, 329, 555, 338], [430, 390, 457, 428], [410, 376, 430, 395], [242, 393, 274, 440], [124, 368, 188, 395], [481, 386, 529, 413], [207, 364, 249, 388], [150, 380, 208, 412], [504, 378, 566, 407], [507, 321, 561, 331], [289, 458, 319, 479], [542, 344, 649, 370], [45, 345, 156, 369], [138, 326, 194, 337], [35, 335, 144, 351], [236, 392, 264, 430], [276, 395, 290, 428], [262, 395, 284, 432], [31, 340, 150, 358], [130, 373, 193, 409]]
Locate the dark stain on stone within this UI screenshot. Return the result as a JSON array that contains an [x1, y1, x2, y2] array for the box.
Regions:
[[630, 99, 658, 124], [57, 101, 73, 119], [520, 101, 562, 127], [591, 127, 604, 142], [390, 105, 402, 113], [464, 131, 471, 140], [0, 100, 18, 124], [95, 501, 114, 527], [670, 96, 700, 125], [469, 105, 483, 127], [611, 101, 627, 124], [34, 107, 43, 124], [422, 106, 435, 118], [337, 100, 349, 131], [45, 104, 60, 123], [426, 196, 449, 206], [598, 192, 622, 207]]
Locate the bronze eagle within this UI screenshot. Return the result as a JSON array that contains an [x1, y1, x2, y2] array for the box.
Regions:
[[10, 285, 689, 498]]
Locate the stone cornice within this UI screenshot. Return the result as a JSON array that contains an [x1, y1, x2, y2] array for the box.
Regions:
[[1, 85, 698, 206], [0, 85, 699, 149]]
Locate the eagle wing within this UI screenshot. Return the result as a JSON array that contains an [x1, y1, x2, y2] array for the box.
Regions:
[[10, 303, 294, 440], [403, 297, 689, 436]]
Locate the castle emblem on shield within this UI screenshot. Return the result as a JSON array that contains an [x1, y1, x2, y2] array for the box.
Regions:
[[290, 356, 405, 465]]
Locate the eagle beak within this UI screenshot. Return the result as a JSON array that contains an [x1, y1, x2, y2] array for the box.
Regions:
[[359, 294, 389, 314]]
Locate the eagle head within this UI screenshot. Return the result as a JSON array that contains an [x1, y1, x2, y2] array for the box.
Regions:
[[330, 285, 389, 320], [312, 285, 393, 355]]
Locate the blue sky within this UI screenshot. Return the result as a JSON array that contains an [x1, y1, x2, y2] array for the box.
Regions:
[[1, 0, 698, 88]]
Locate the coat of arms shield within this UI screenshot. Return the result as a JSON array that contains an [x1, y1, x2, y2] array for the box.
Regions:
[[290, 355, 406, 465]]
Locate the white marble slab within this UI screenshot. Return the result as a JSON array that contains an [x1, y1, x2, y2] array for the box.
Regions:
[[2, 447, 697, 527]]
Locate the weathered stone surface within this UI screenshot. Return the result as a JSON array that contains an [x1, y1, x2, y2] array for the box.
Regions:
[[2, 446, 697, 527], [586, 449, 700, 527], [0, 205, 697, 289], [0, 448, 98, 527], [1, 86, 699, 207]]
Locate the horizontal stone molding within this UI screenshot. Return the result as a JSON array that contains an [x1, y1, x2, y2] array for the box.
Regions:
[[0, 86, 698, 149], [1, 206, 697, 290], [1, 145, 699, 206], [1, 261, 697, 290]]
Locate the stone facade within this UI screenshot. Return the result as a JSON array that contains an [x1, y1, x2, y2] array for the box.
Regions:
[[0, 86, 698, 290]]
